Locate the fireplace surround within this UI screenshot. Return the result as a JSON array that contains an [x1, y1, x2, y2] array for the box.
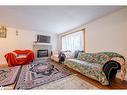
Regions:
[[33, 43, 52, 58]]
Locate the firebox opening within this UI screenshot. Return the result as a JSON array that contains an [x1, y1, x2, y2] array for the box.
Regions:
[[37, 50, 48, 57]]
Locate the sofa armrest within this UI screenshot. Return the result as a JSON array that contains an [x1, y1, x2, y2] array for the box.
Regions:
[[103, 60, 121, 81]]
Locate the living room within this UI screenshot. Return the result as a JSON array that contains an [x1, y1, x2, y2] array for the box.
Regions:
[[0, 5, 127, 92]]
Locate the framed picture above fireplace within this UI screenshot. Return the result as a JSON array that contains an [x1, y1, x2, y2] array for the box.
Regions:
[[37, 35, 51, 43]]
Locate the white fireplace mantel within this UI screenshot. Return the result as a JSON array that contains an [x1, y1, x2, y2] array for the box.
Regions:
[[33, 42, 52, 46]]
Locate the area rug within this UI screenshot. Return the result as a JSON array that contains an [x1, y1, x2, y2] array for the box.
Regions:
[[33, 74, 98, 89], [15, 59, 71, 89], [0, 66, 21, 86]]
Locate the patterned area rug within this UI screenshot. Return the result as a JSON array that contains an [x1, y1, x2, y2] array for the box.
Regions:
[[15, 59, 71, 89], [33, 74, 98, 89], [0, 66, 21, 86]]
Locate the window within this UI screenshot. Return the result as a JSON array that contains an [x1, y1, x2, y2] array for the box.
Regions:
[[62, 31, 84, 52]]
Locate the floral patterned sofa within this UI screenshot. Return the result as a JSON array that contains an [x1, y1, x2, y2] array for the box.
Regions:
[[64, 52, 126, 85]]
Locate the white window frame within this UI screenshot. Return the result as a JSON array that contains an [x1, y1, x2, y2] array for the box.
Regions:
[[61, 31, 84, 52]]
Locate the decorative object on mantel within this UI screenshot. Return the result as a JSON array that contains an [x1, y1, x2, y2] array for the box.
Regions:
[[0, 26, 7, 38], [16, 30, 19, 36]]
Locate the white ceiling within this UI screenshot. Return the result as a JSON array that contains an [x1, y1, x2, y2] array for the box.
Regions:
[[0, 6, 124, 34]]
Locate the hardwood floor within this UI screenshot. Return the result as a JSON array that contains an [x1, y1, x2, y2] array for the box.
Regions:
[[1, 84, 15, 90], [3, 60, 127, 90], [62, 64, 127, 89]]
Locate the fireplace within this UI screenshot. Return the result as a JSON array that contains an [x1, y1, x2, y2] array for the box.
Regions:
[[33, 44, 52, 58], [37, 50, 48, 57]]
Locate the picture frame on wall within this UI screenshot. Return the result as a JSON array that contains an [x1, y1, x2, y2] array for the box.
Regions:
[[0, 26, 7, 38]]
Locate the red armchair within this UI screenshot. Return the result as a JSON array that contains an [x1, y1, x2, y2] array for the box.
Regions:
[[5, 50, 35, 67]]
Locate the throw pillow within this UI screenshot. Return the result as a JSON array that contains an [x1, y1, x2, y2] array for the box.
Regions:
[[74, 50, 84, 58]]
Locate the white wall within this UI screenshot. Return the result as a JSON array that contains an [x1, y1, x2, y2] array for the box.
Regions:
[[0, 27, 58, 64], [86, 8, 127, 59], [58, 8, 127, 59]]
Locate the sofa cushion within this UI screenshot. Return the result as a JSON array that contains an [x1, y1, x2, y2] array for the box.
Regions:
[[74, 50, 84, 58], [66, 59, 102, 70], [77, 52, 97, 63], [16, 54, 27, 58]]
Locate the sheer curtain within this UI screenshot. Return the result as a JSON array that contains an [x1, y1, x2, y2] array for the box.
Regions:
[[62, 31, 83, 52]]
